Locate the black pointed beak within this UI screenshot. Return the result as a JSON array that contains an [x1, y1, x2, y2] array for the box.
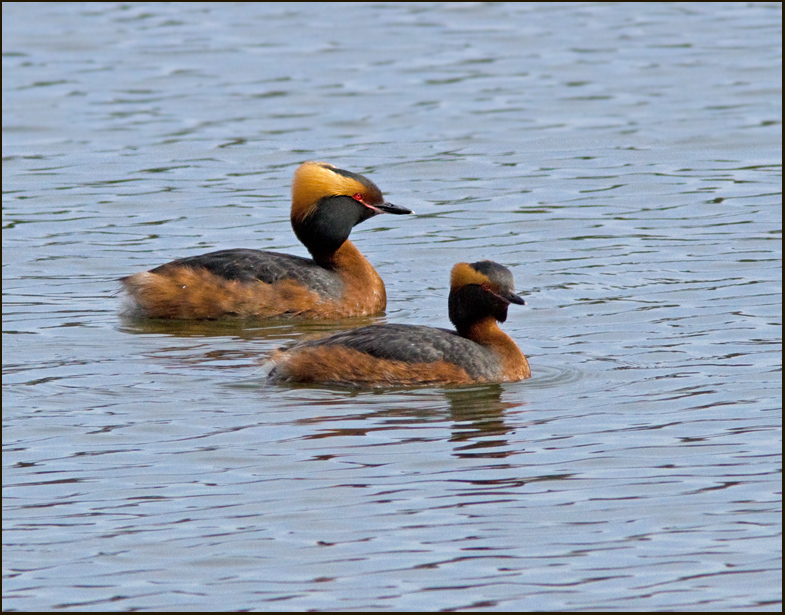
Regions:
[[501, 289, 526, 306], [376, 201, 413, 215]]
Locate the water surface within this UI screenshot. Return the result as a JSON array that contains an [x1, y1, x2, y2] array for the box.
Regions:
[[3, 2, 781, 611]]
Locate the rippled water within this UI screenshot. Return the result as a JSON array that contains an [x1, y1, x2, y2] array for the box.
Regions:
[[3, 2, 781, 611]]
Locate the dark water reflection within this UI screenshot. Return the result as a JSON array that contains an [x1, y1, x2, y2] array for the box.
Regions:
[[3, 1, 781, 612], [445, 386, 518, 457]]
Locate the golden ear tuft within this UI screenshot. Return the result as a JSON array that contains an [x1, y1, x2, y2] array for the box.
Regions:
[[450, 262, 492, 290], [291, 161, 367, 219]]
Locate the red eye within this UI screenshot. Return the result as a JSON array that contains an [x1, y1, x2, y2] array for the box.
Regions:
[[352, 192, 365, 203]]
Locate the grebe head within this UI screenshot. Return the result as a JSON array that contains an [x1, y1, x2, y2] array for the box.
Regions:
[[448, 260, 525, 334], [290, 161, 411, 260]]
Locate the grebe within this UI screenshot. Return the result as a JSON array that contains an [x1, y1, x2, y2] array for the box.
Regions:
[[121, 161, 411, 319], [267, 260, 530, 386]]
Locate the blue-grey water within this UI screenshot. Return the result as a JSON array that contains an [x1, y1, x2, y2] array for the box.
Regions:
[[3, 2, 781, 611]]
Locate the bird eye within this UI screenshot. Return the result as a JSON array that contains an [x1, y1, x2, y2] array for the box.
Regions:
[[352, 192, 365, 203]]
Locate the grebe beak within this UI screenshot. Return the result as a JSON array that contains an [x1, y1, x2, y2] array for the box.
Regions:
[[498, 289, 526, 306], [375, 201, 413, 215]]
